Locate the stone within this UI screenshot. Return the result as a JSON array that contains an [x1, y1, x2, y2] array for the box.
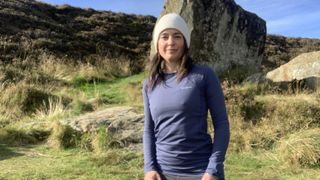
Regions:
[[62, 106, 144, 147], [150, 0, 266, 74], [266, 51, 320, 90], [243, 72, 267, 84], [107, 114, 144, 144]]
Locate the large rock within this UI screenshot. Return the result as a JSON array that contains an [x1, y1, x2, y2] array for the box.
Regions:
[[151, 0, 266, 74], [62, 106, 144, 146], [266, 51, 320, 90]]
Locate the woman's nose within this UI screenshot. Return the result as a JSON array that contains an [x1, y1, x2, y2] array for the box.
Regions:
[[168, 36, 175, 45]]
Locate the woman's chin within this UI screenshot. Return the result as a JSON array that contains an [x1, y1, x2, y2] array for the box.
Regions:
[[164, 56, 180, 62]]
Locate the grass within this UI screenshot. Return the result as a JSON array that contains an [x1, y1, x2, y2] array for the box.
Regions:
[[277, 128, 320, 167], [1, 144, 319, 179], [226, 83, 320, 152], [68, 72, 145, 108], [225, 151, 320, 179], [225, 151, 280, 179], [0, 144, 144, 179], [0, 53, 146, 120]]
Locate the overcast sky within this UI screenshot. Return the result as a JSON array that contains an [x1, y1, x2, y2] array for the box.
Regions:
[[40, 0, 320, 39]]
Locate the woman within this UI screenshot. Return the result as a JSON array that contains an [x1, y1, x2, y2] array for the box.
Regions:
[[142, 13, 230, 180]]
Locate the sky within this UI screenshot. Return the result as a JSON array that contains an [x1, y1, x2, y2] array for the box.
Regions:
[[39, 0, 320, 39]]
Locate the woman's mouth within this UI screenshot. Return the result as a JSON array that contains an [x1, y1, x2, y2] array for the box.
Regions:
[[167, 49, 177, 52]]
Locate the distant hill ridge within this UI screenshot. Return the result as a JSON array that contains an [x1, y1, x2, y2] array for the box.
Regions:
[[263, 35, 320, 72], [0, 0, 320, 72], [0, 0, 156, 65]]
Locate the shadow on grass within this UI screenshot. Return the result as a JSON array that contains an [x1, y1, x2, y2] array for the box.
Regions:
[[0, 144, 24, 161]]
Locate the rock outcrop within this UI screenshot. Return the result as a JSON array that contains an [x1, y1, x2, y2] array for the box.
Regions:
[[266, 51, 320, 90], [62, 106, 144, 146], [151, 0, 266, 74]]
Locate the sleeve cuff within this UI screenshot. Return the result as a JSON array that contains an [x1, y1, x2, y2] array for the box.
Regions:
[[144, 166, 158, 174], [205, 162, 224, 178]]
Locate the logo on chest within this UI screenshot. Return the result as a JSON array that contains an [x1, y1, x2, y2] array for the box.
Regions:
[[180, 86, 193, 90]]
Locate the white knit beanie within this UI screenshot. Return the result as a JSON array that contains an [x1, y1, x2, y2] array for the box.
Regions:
[[153, 13, 190, 52]]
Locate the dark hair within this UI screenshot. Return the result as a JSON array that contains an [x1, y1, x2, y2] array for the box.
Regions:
[[147, 44, 193, 91]]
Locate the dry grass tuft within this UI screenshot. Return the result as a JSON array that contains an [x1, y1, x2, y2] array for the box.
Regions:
[[0, 82, 60, 116], [47, 121, 82, 149], [276, 128, 320, 167], [124, 81, 143, 105], [34, 97, 66, 121], [91, 127, 108, 154], [90, 149, 141, 167], [38, 53, 74, 82], [226, 84, 320, 153]]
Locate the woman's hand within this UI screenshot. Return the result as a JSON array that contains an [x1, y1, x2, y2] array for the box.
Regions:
[[201, 173, 218, 180], [144, 171, 162, 180]]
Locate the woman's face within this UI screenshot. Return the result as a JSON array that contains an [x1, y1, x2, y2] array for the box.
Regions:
[[158, 28, 185, 64]]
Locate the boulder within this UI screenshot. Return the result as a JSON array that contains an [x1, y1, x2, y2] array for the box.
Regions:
[[151, 0, 266, 74], [62, 106, 144, 146], [266, 51, 320, 90]]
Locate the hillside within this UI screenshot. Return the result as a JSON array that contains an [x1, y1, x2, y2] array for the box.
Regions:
[[263, 35, 320, 72], [0, 0, 155, 71]]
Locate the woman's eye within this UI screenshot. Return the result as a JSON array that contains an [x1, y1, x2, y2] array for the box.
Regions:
[[161, 36, 168, 40]]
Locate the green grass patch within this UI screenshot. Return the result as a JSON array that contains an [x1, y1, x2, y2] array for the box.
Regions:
[[225, 151, 320, 179], [67, 72, 146, 107], [1, 144, 319, 179], [0, 145, 143, 180]]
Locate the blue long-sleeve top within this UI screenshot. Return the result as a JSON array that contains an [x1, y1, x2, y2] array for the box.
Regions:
[[142, 64, 230, 178]]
